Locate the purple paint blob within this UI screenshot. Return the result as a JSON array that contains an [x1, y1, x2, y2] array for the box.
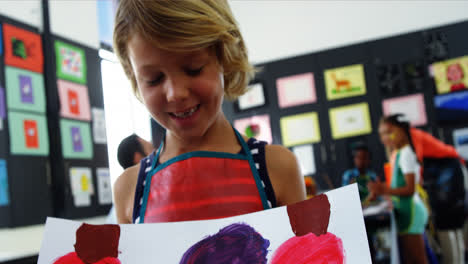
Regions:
[[180, 223, 270, 264], [19, 75, 34, 104], [71, 126, 83, 152]]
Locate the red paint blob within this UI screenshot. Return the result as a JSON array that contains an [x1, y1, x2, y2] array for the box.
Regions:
[[287, 194, 331, 236], [74, 223, 120, 264], [271, 232, 345, 264], [53, 252, 121, 264]]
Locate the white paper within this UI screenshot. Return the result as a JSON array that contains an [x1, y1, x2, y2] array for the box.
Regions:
[[387, 100, 420, 124], [292, 145, 316, 175], [38, 184, 371, 264], [92, 108, 107, 144], [73, 193, 91, 207], [238, 83, 265, 110], [336, 107, 365, 134], [453, 128, 468, 160], [97, 168, 112, 205], [284, 115, 318, 144], [70, 167, 94, 196]]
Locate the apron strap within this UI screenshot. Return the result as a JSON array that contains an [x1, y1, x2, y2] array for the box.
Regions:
[[233, 128, 271, 210]]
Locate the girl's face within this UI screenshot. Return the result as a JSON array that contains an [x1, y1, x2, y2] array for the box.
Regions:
[[378, 122, 406, 149], [127, 33, 225, 141]]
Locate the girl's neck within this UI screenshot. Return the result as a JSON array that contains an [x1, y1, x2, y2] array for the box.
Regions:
[[163, 113, 239, 158]]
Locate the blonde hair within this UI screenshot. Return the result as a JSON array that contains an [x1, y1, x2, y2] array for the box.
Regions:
[[113, 0, 255, 100]]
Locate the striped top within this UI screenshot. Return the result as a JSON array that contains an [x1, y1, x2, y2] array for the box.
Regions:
[[132, 138, 277, 223]]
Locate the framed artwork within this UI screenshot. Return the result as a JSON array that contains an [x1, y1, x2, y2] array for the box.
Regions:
[[5, 66, 46, 113], [39, 184, 371, 263], [55, 40, 87, 84], [376, 63, 400, 95], [57, 80, 91, 121], [8, 111, 49, 156], [431, 55, 468, 94], [434, 91, 468, 122], [324, 64, 366, 100], [292, 145, 316, 176], [280, 112, 320, 147], [453, 128, 468, 161], [329, 103, 372, 139], [236, 83, 266, 111], [234, 114, 272, 143], [96, 168, 112, 205], [60, 119, 93, 159], [382, 93, 427, 127], [276, 73, 316, 108], [3, 23, 43, 73], [92, 108, 107, 144], [69, 167, 94, 207]]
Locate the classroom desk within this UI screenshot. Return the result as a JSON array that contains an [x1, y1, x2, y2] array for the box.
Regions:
[[0, 216, 107, 263]]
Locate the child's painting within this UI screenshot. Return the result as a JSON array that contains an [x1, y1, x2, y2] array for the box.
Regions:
[[432, 55, 468, 94], [55, 40, 87, 84], [329, 103, 372, 139], [276, 72, 316, 108], [57, 80, 91, 121], [433, 90, 468, 122], [8, 111, 49, 156], [60, 119, 93, 159], [5, 66, 46, 114], [324, 64, 366, 100], [453, 127, 468, 161], [237, 83, 266, 111], [383, 93, 427, 127], [3, 23, 43, 73], [234, 115, 272, 143], [38, 184, 371, 263], [280, 112, 321, 147], [96, 168, 112, 205], [70, 167, 94, 207]]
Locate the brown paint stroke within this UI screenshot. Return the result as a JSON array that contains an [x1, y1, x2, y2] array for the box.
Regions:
[[74, 223, 120, 264], [286, 194, 331, 236]]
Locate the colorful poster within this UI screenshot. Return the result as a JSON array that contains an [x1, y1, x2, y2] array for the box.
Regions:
[[92, 108, 107, 144], [60, 119, 93, 159], [237, 83, 265, 110], [55, 40, 87, 84], [0, 160, 9, 206], [280, 112, 320, 147], [39, 184, 371, 263], [382, 93, 427, 127], [434, 90, 468, 122], [69, 167, 94, 207], [276, 73, 316, 108], [432, 55, 468, 94], [97, 168, 112, 205], [324, 64, 366, 100], [5, 66, 46, 113], [0, 87, 5, 119], [329, 103, 372, 139], [233, 115, 272, 143], [453, 128, 468, 161], [8, 111, 49, 156], [292, 145, 316, 176], [3, 23, 43, 73], [57, 80, 91, 121]]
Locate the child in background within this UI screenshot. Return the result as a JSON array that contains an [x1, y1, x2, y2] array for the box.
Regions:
[[369, 114, 429, 264], [112, 0, 306, 224], [342, 144, 377, 204]]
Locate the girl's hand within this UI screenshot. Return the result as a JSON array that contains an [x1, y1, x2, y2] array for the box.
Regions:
[[367, 180, 388, 196]]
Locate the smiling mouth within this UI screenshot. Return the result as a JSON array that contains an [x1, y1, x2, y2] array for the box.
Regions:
[[169, 104, 200, 119]]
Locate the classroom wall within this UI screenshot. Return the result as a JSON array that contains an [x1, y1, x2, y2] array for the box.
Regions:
[[230, 0, 468, 64]]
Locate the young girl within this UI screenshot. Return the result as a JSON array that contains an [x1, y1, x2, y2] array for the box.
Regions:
[[370, 114, 429, 264], [112, 0, 306, 224]]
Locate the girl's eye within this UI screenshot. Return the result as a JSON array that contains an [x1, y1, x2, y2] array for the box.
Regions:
[[186, 66, 204, 77], [147, 74, 164, 86]]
